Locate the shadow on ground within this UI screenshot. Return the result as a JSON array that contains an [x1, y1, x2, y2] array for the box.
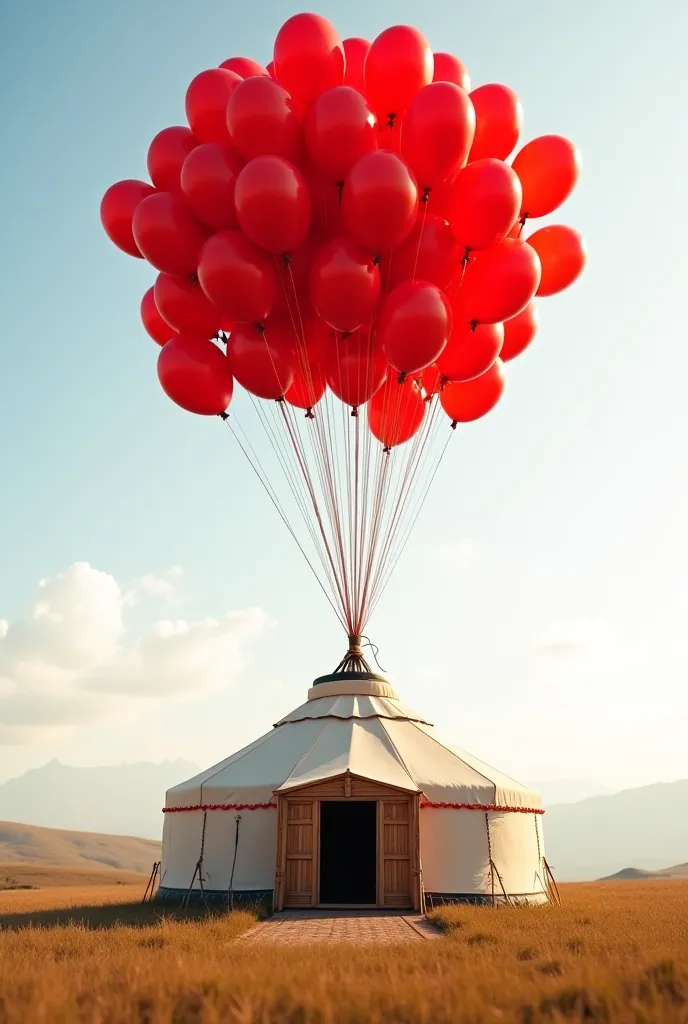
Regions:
[[0, 901, 242, 932]]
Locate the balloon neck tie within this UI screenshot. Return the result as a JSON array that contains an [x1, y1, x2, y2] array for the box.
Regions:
[[383, 445, 391, 454], [341, 330, 353, 340], [440, 376, 448, 391], [216, 330, 228, 345], [372, 255, 381, 266], [469, 319, 479, 331], [450, 420, 458, 430], [350, 406, 359, 418], [336, 181, 344, 201], [462, 249, 471, 264], [255, 322, 266, 336], [275, 396, 285, 404], [518, 214, 528, 238], [420, 187, 431, 204], [218, 411, 229, 421], [397, 371, 408, 384], [305, 407, 315, 419], [189, 271, 199, 285], [282, 253, 292, 269], [386, 113, 397, 129]]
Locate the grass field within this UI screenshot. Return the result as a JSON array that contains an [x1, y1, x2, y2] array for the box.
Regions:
[[0, 878, 687, 1022]]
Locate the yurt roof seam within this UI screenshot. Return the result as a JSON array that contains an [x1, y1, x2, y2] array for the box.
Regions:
[[407, 719, 497, 799], [378, 717, 425, 791], [280, 718, 330, 788], [413, 721, 535, 800], [197, 727, 276, 801], [275, 711, 431, 727]]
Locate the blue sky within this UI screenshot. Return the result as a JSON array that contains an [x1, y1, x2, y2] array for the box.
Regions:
[[1, 0, 687, 792]]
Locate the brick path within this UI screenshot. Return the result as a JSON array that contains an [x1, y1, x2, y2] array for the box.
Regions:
[[239, 910, 441, 945]]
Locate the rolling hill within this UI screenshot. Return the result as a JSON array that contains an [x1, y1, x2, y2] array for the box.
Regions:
[[0, 821, 160, 875], [599, 862, 688, 881]]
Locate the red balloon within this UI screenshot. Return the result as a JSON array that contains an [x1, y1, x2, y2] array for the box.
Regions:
[[220, 56, 268, 78], [343, 37, 370, 93], [304, 168, 344, 237], [309, 236, 381, 332], [341, 151, 418, 255], [447, 158, 522, 252], [440, 359, 505, 423], [180, 143, 242, 230], [234, 156, 312, 254], [147, 127, 197, 193], [274, 13, 345, 107], [461, 238, 541, 325], [325, 329, 388, 407], [401, 82, 475, 189], [378, 280, 451, 375], [377, 120, 402, 155], [364, 25, 433, 124], [198, 229, 277, 324], [384, 213, 461, 291], [437, 317, 503, 382], [141, 287, 175, 345], [185, 68, 242, 144], [154, 273, 223, 336], [432, 53, 470, 92], [527, 225, 587, 296], [305, 86, 377, 183], [227, 320, 296, 399], [273, 233, 320, 318], [368, 376, 425, 447], [100, 179, 156, 258], [422, 362, 441, 397], [285, 359, 327, 410], [132, 192, 207, 276], [512, 135, 582, 218], [301, 312, 334, 361], [468, 84, 522, 162], [158, 335, 234, 415], [501, 303, 539, 362], [227, 76, 303, 164]]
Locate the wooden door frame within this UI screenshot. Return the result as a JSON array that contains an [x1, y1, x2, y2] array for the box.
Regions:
[[274, 772, 422, 912]]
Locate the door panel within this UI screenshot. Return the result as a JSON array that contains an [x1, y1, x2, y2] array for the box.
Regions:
[[381, 801, 412, 908], [284, 800, 315, 907]]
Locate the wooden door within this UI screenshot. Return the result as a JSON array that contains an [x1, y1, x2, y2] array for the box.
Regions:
[[283, 800, 316, 908], [380, 800, 412, 908]]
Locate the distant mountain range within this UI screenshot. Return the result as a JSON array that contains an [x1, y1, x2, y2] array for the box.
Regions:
[[543, 779, 688, 880], [529, 779, 615, 806], [0, 759, 198, 840], [0, 761, 685, 882]]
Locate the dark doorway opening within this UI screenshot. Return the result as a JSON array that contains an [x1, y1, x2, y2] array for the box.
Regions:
[[319, 801, 377, 905]]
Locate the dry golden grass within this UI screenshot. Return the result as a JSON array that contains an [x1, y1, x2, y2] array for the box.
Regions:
[[0, 880, 687, 1022], [0, 863, 148, 889]]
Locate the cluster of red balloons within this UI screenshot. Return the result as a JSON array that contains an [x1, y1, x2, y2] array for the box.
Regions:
[[101, 13, 586, 448]]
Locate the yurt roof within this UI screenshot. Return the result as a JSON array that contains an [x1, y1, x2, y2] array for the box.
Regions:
[[165, 679, 542, 811]]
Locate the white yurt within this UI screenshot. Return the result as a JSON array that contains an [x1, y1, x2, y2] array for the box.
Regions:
[[159, 656, 552, 911]]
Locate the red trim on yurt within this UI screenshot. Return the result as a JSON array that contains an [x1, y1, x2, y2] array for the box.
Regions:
[[162, 800, 543, 814], [420, 800, 544, 814], [162, 802, 277, 813]]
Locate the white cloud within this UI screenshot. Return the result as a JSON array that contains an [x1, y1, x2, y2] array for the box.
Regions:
[[123, 567, 185, 606], [0, 563, 266, 746]]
